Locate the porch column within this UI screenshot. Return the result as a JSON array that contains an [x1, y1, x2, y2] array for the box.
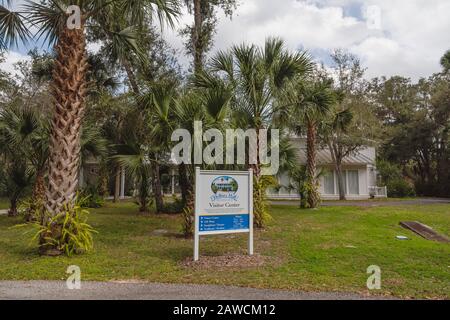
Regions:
[[120, 167, 125, 199], [171, 168, 175, 195]]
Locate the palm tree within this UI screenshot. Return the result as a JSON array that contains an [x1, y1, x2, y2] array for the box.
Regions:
[[0, 105, 39, 216], [321, 107, 354, 201], [204, 37, 312, 227], [113, 136, 153, 213], [0, 0, 178, 255], [172, 82, 232, 236], [288, 79, 335, 208], [139, 81, 178, 213], [91, 6, 179, 202]]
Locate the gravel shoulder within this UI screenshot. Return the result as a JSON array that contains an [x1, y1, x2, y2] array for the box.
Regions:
[[0, 281, 395, 300]]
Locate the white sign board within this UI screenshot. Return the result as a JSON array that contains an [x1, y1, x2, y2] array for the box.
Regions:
[[194, 168, 253, 261]]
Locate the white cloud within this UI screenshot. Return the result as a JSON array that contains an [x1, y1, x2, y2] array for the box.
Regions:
[[160, 0, 450, 80], [3, 0, 449, 81], [0, 51, 30, 77]]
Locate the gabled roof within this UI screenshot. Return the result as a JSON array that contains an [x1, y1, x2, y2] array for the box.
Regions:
[[295, 148, 374, 165]]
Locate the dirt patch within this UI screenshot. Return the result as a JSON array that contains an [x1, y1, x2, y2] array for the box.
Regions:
[[182, 254, 278, 270]]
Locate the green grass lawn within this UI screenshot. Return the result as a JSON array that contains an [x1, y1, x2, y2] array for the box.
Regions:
[[0, 201, 449, 299], [0, 198, 9, 210], [270, 197, 419, 203]]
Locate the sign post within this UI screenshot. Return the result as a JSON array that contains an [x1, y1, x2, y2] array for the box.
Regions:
[[194, 167, 254, 261]]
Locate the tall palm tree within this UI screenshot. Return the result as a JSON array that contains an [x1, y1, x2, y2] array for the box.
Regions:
[[321, 107, 354, 201], [113, 134, 153, 213], [172, 83, 231, 236], [172, 90, 204, 209], [288, 79, 335, 208], [204, 37, 312, 227], [91, 5, 179, 202], [139, 81, 178, 213], [0, 0, 178, 254]]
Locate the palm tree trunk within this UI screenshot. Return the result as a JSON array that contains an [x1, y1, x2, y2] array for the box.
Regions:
[[8, 198, 18, 217], [114, 166, 121, 202], [41, 24, 88, 255], [180, 163, 195, 236], [122, 58, 140, 94], [335, 161, 346, 201], [306, 120, 320, 208], [252, 127, 268, 228], [28, 169, 46, 221], [45, 26, 88, 215], [139, 170, 150, 213], [152, 161, 164, 213], [193, 0, 203, 74], [179, 163, 190, 205]]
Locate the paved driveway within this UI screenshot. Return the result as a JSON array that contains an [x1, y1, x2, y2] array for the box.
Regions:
[[271, 198, 450, 207], [0, 281, 393, 300]]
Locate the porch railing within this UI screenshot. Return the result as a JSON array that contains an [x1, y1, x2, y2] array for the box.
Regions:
[[369, 186, 388, 198]]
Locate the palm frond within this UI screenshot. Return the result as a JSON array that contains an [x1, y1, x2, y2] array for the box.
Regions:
[[81, 124, 109, 161], [201, 86, 232, 124], [210, 50, 234, 79], [263, 37, 284, 69], [121, 0, 180, 29], [24, 0, 67, 46], [332, 108, 354, 132], [104, 25, 146, 63], [0, 4, 30, 49]]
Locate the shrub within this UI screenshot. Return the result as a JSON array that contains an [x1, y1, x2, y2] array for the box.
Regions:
[[377, 160, 416, 198], [79, 185, 104, 208], [376, 160, 403, 182], [387, 179, 416, 198], [15, 198, 97, 256], [18, 197, 42, 222], [163, 195, 184, 214]]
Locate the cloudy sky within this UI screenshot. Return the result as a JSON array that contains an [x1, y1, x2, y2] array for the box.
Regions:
[[2, 0, 450, 81]]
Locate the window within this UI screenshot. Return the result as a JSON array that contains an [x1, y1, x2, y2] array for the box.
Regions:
[[323, 171, 335, 195], [347, 170, 359, 195]]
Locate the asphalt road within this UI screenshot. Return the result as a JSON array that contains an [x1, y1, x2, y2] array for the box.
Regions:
[[0, 281, 393, 300]]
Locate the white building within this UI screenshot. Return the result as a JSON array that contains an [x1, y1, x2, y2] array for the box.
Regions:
[[268, 137, 387, 200], [80, 137, 387, 200]]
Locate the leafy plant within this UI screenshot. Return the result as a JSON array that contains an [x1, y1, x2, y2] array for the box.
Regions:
[[15, 198, 97, 257], [18, 197, 43, 222], [377, 160, 415, 198], [253, 175, 277, 228], [288, 165, 326, 209], [0, 160, 34, 216], [388, 179, 416, 198], [40, 203, 96, 256], [163, 195, 184, 214], [79, 186, 105, 208]]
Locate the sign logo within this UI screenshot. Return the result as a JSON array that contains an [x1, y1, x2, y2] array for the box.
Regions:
[[210, 176, 239, 202]]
